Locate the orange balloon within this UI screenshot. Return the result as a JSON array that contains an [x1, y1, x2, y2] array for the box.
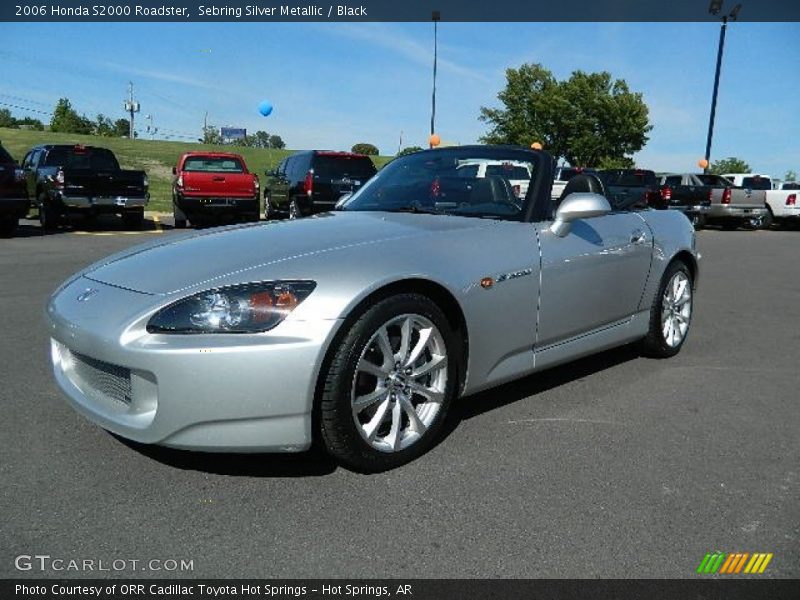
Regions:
[[531, 142, 543, 150], [698, 158, 709, 169], [429, 134, 441, 147]]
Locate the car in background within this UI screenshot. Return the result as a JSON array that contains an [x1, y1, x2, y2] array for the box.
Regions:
[[597, 169, 662, 210], [550, 166, 598, 201], [22, 145, 149, 231], [655, 173, 715, 229], [172, 152, 260, 228], [699, 173, 769, 230], [263, 151, 377, 219], [456, 159, 532, 200], [0, 141, 28, 237], [46, 145, 698, 472]]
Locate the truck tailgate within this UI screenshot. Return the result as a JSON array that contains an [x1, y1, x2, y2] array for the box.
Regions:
[[182, 172, 255, 198], [64, 169, 146, 198]]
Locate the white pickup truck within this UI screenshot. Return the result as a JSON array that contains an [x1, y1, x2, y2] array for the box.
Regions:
[[723, 173, 798, 228]]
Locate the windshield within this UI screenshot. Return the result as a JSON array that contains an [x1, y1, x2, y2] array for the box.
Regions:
[[695, 174, 731, 187], [342, 148, 537, 220], [313, 155, 377, 179], [741, 177, 772, 190], [44, 147, 120, 170], [183, 156, 245, 173]]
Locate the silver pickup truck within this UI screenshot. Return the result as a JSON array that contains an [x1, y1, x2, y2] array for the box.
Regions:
[[700, 173, 768, 230]]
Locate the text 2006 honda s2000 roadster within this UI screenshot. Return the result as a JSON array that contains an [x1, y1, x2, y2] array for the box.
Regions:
[[47, 146, 699, 472]]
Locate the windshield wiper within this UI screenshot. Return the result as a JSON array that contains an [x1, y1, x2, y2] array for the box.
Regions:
[[384, 202, 442, 215]]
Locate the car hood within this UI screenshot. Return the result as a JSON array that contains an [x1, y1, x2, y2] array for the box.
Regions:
[[84, 211, 487, 295]]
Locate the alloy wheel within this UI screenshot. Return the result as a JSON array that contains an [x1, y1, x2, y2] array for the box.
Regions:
[[661, 270, 692, 347], [350, 314, 448, 452]]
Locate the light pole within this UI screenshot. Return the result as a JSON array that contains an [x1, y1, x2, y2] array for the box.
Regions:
[[704, 0, 742, 172], [430, 10, 440, 147]]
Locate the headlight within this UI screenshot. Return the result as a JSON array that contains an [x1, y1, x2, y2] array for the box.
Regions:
[[147, 281, 316, 334]]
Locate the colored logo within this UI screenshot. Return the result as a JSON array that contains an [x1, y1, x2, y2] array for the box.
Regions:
[[697, 552, 773, 574]]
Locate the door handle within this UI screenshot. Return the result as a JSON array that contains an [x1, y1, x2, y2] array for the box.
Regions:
[[630, 230, 647, 244]]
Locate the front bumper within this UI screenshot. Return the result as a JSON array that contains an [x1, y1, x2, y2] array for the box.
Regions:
[[58, 194, 149, 210], [46, 277, 341, 452], [708, 205, 767, 219], [0, 196, 29, 217]]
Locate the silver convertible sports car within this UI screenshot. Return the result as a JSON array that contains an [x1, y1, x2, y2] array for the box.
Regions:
[[47, 146, 699, 472]]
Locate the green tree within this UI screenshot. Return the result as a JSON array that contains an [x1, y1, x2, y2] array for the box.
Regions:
[[479, 63, 652, 167], [50, 98, 92, 134], [201, 126, 222, 145], [94, 114, 116, 137], [268, 134, 285, 149], [15, 117, 44, 130], [0, 108, 14, 128], [352, 143, 379, 156], [398, 146, 423, 157], [708, 157, 751, 175], [784, 169, 797, 182], [113, 118, 130, 137], [249, 131, 271, 149]]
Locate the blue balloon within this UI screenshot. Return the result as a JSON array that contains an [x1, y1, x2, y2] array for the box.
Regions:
[[258, 100, 273, 117]]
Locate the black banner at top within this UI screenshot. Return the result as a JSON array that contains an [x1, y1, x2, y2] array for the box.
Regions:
[[3, 0, 800, 22]]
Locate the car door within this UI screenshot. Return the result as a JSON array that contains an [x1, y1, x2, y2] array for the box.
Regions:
[[535, 211, 653, 348], [266, 158, 290, 209], [23, 149, 40, 200]]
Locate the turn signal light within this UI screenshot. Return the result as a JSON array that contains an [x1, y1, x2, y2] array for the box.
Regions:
[[303, 171, 313, 196], [722, 188, 732, 204], [787, 194, 796, 206]]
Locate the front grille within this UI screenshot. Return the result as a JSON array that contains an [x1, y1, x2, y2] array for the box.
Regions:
[[67, 350, 132, 406]]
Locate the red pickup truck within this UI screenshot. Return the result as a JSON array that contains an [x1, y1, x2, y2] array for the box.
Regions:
[[172, 152, 260, 228]]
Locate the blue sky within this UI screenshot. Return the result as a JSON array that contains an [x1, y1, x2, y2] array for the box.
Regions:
[[1, 22, 798, 177]]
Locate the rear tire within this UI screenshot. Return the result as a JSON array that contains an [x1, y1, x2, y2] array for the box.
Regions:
[[761, 208, 774, 230], [0, 217, 18, 238], [121, 208, 144, 230], [173, 201, 188, 229], [289, 200, 301, 220], [38, 195, 59, 232], [264, 193, 273, 220], [691, 213, 706, 230], [319, 294, 458, 472], [639, 261, 694, 358]]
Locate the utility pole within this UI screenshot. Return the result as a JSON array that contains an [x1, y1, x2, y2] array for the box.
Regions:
[[123, 81, 140, 139], [704, 1, 742, 172], [430, 11, 440, 145]]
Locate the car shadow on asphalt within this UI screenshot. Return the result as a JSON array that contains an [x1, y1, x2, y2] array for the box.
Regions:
[[113, 435, 338, 478], [439, 343, 642, 441], [115, 344, 641, 478]]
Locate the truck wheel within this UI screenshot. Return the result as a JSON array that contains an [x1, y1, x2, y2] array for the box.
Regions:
[[39, 196, 59, 232], [0, 217, 18, 238], [173, 203, 187, 229], [121, 208, 144, 230], [289, 200, 301, 220], [691, 214, 706, 230], [264, 193, 273, 220], [761, 208, 774, 230]]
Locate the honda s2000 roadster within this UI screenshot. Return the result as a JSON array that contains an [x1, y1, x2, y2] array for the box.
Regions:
[[47, 146, 698, 472]]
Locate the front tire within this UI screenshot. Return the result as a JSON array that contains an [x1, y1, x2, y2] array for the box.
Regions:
[[640, 261, 693, 358], [39, 195, 59, 232], [320, 294, 457, 472]]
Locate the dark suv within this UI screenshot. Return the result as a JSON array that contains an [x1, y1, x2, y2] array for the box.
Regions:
[[0, 142, 28, 237], [263, 151, 377, 219]]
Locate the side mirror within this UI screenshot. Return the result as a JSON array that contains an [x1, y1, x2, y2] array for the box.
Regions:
[[171, 166, 177, 175], [335, 192, 353, 210], [550, 193, 611, 237]]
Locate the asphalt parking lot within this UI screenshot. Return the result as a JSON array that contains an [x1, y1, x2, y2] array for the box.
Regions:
[[1, 216, 798, 579]]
